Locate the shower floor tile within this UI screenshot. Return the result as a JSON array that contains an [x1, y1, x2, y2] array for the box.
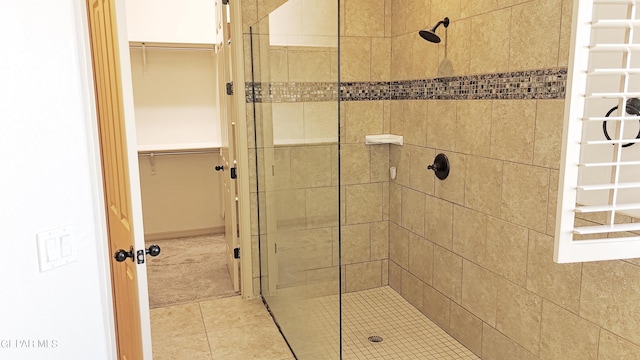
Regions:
[[339, 287, 479, 360], [274, 286, 479, 359]]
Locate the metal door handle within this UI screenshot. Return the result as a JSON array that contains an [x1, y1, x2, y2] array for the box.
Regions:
[[114, 245, 161, 263], [114, 246, 134, 262], [215, 165, 224, 171]]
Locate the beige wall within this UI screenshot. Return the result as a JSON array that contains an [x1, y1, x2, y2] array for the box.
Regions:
[[386, 0, 640, 359], [244, 0, 640, 359], [138, 153, 225, 239]]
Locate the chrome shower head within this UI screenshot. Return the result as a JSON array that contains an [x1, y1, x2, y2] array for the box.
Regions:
[[419, 17, 450, 43]]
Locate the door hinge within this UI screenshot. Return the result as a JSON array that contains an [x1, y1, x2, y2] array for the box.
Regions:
[[230, 166, 237, 179], [233, 247, 240, 259], [226, 82, 234, 95]]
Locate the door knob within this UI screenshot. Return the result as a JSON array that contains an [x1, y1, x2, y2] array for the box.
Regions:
[[215, 165, 224, 171], [146, 244, 161, 257], [114, 247, 134, 262], [114, 245, 161, 263]]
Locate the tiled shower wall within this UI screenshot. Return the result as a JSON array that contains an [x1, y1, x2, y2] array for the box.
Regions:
[[243, 0, 390, 295], [243, 0, 640, 359]]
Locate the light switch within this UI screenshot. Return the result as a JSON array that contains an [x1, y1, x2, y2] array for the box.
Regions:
[[46, 237, 59, 261], [60, 235, 72, 257], [37, 226, 77, 272]]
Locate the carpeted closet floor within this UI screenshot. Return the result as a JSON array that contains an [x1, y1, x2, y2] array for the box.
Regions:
[[146, 233, 238, 308]]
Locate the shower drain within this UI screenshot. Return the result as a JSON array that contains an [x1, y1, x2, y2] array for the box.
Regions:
[[368, 335, 384, 343]]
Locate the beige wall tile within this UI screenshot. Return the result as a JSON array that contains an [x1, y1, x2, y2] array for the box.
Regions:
[[389, 259, 402, 291], [346, 183, 383, 224], [482, 323, 539, 360], [290, 145, 333, 188], [257, 0, 288, 20], [341, 36, 371, 81], [598, 330, 640, 360], [383, 100, 391, 133], [390, 222, 409, 269], [303, 102, 338, 143], [273, 147, 292, 190], [408, 233, 434, 284], [275, 189, 306, 231], [306, 186, 339, 229], [241, 0, 258, 30], [391, 33, 414, 80], [390, 100, 404, 136], [382, 181, 389, 221], [389, 182, 402, 225], [371, 221, 389, 260], [581, 260, 640, 345], [433, 245, 463, 303], [449, 302, 483, 356], [341, 223, 371, 264], [268, 47, 289, 82], [401, 269, 424, 309], [288, 49, 333, 82], [469, 8, 510, 74], [345, 260, 382, 292], [410, 146, 435, 195], [461, 260, 498, 326], [412, 31, 440, 79], [464, 155, 503, 216], [341, 143, 371, 185], [509, 0, 562, 71], [345, 0, 385, 37], [403, 101, 428, 147], [427, 100, 457, 151], [272, 103, 304, 144], [437, 18, 471, 77], [547, 170, 559, 236], [390, 142, 410, 187], [540, 301, 599, 360], [390, 0, 406, 36], [425, 195, 454, 250], [422, 284, 451, 331], [496, 279, 543, 355], [491, 100, 536, 164], [431, 0, 461, 26], [401, 187, 426, 236], [456, 100, 492, 156], [371, 37, 391, 81], [452, 205, 487, 263], [461, 0, 498, 18], [533, 100, 565, 169], [558, 0, 573, 67], [370, 144, 390, 182], [526, 231, 581, 313], [501, 162, 550, 233], [382, 259, 389, 285], [403, 0, 430, 34], [485, 217, 529, 285], [345, 101, 384, 144], [434, 151, 466, 206]]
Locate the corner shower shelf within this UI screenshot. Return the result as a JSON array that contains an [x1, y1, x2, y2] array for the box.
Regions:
[[365, 134, 404, 146]]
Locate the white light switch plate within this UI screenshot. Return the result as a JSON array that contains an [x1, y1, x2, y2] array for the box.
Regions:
[[37, 226, 78, 272]]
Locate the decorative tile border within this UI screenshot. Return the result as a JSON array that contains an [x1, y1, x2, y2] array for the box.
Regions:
[[246, 68, 567, 103]]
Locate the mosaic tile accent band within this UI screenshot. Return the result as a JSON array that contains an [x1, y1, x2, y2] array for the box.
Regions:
[[246, 68, 567, 103]]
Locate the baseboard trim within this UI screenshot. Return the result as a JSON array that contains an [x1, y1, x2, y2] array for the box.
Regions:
[[144, 226, 226, 241]]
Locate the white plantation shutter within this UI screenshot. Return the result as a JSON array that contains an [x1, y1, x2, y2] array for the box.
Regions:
[[555, 0, 640, 263]]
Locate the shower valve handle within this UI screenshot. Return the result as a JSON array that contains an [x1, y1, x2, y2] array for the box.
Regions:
[[427, 153, 450, 180]]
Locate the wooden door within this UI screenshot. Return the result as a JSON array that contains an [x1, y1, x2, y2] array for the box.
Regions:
[[87, 0, 143, 359], [218, 1, 240, 292]]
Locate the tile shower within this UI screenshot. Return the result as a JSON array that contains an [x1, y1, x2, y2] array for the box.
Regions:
[[243, 0, 640, 359]]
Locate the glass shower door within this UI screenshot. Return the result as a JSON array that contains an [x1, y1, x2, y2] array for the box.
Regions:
[[248, 1, 340, 358]]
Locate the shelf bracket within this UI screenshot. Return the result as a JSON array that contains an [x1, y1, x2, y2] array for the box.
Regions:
[[142, 43, 148, 74]]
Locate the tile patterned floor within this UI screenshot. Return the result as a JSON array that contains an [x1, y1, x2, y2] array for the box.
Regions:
[[266, 286, 479, 359], [146, 234, 238, 308], [150, 296, 294, 360]]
